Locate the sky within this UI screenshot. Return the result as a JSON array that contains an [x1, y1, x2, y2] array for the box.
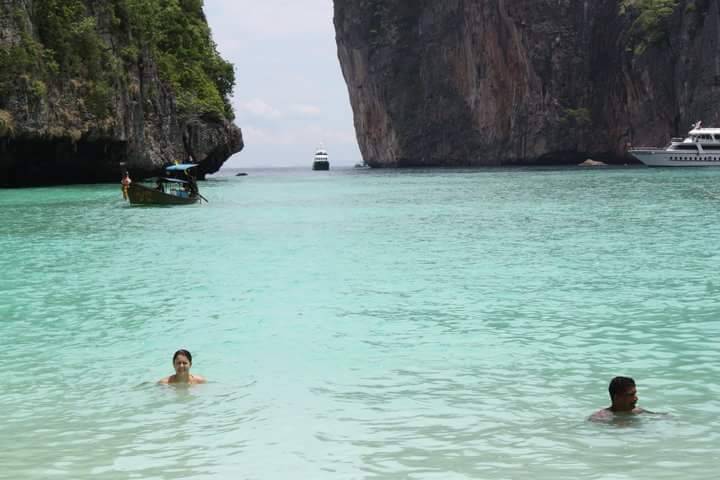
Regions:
[[204, 1, 362, 168]]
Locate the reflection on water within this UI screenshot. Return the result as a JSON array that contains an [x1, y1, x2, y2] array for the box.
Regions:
[[2, 168, 720, 478]]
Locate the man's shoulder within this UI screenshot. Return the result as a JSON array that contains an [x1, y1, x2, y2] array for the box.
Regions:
[[633, 407, 656, 414], [588, 408, 613, 421]]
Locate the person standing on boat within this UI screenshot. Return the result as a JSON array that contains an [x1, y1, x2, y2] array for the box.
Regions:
[[121, 171, 132, 200], [159, 349, 206, 384], [184, 169, 198, 196], [589, 376, 652, 421]]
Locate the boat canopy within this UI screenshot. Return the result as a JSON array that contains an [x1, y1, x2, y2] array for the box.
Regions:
[[158, 177, 192, 184], [689, 128, 720, 136], [165, 163, 198, 171]]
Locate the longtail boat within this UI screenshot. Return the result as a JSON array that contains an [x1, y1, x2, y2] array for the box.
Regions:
[[123, 164, 202, 205]]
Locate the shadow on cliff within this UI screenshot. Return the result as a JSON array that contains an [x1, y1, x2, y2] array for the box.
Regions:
[[0, 118, 244, 188]]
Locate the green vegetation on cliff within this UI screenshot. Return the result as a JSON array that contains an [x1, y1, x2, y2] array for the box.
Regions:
[[0, 109, 14, 136], [0, 0, 234, 121], [620, 0, 679, 54], [119, 0, 234, 119]]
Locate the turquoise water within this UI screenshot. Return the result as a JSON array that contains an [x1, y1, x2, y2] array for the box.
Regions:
[[1, 166, 719, 479]]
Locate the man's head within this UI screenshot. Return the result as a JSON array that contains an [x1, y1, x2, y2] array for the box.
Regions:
[[608, 376, 637, 412]]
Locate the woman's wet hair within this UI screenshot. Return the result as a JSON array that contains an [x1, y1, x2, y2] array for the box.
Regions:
[[608, 376, 635, 399], [173, 349, 192, 364]]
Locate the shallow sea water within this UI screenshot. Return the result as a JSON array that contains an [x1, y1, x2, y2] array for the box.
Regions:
[[1, 166, 720, 479]]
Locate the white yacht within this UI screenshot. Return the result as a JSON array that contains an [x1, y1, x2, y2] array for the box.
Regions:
[[312, 145, 329, 171], [630, 122, 720, 166]]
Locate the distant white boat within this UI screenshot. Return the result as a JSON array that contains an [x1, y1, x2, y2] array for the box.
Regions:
[[630, 122, 720, 166], [312, 145, 329, 171]]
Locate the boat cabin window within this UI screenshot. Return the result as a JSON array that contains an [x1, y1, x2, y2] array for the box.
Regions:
[[693, 134, 720, 142], [674, 144, 698, 150], [175, 184, 193, 197]]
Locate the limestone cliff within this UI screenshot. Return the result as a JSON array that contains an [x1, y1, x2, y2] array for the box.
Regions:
[[335, 0, 716, 167], [0, 0, 242, 186]]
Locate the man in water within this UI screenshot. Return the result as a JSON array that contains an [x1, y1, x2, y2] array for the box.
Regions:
[[589, 376, 649, 421]]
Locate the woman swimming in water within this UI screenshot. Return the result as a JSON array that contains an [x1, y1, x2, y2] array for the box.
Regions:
[[159, 349, 206, 384]]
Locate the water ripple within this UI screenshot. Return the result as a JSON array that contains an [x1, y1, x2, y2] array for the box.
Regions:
[[2, 169, 720, 478]]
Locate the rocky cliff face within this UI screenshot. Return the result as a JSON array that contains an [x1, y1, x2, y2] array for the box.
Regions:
[[335, 0, 717, 167], [0, 0, 242, 186]]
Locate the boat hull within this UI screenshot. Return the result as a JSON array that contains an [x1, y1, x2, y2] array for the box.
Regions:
[[312, 160, 330, 171], [125, 184, 199, 205], [630, 150, 720, 167]]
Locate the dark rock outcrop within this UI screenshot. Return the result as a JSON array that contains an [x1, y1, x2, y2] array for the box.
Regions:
[[334, 0, 717, 167], [0, 1, 242, 187]]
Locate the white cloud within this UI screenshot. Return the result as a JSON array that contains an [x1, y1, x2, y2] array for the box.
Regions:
[[289, 104, 322, 116], [242, 125, 356, 146], [206, 0, 333, 39], [236, 98, 282, 118], [240, 126, 280, 145], [300, 125, 357, 145], [204, 1, 363, 167]]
